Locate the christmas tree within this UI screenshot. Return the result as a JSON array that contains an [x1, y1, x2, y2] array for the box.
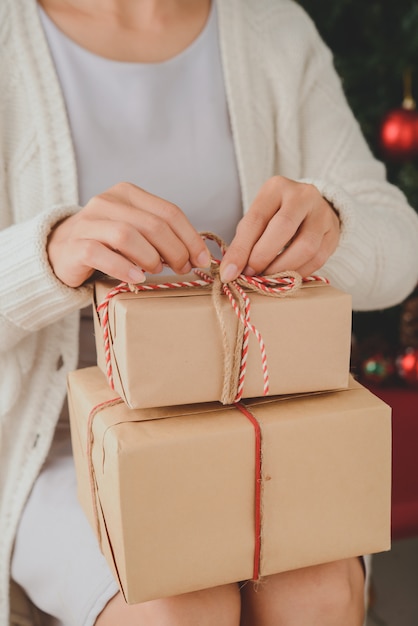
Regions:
[[298, 0, 418, 385]]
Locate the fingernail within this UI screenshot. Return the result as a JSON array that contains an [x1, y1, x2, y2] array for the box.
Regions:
[[128, 267, 146, 283], [243, 265, 256, 276], [196, 249, 211, 268], [220, 263, 238, 283]]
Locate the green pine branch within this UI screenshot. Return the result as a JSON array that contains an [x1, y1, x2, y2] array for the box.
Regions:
[[297, 0, 418, 353], [298, 0, 418, 213]]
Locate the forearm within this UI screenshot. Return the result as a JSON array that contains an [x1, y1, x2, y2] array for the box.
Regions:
[[296, 19, 418, 309], [302, 175, 418, 310]]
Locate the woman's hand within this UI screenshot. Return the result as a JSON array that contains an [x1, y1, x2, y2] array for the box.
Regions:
[[219, 176, 341, 282], [47, 182, 211, 288]]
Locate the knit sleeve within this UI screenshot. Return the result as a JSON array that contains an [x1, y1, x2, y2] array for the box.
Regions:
[[0, 205, 92, 352], [0, 2, 92, 352], [292, 6, 418, 311]]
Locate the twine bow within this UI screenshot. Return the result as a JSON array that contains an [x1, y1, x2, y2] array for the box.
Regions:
[[97, 232, 328, 404]]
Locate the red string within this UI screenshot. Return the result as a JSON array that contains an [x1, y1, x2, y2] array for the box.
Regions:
[[86, 396, 264, 581], [96, 232, 329, 400], [235, 402, 263, 581], [96, 278, 209, 390], [87, 397, 123, 542]]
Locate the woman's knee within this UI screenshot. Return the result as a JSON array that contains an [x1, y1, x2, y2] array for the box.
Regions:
[[96, 583, 241, 626], [240, 558, 365, 626], [301, 558, 365, 622]]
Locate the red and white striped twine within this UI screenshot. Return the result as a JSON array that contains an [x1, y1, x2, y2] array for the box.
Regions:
[[97, 233, 328, 403]]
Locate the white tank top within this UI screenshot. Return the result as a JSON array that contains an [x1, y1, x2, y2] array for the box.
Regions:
[[38, 1, 243, 428], [38, 2, 242, 240]]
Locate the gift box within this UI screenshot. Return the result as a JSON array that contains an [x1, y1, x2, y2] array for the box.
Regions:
[[93, 274, 352, 409], [68, 366, 391, 604]]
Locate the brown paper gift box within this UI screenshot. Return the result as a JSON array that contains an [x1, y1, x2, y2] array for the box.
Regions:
[[93, 276, 352, 409], [68, 366, 391, 604]]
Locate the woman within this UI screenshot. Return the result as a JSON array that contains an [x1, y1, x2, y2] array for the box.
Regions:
[[2, 0, 418, 624]]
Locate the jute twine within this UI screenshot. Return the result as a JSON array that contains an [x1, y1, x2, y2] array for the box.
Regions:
[[97, 232, 328, 404]]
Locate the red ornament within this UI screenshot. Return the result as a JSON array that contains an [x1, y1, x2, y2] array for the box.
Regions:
[[396, 348, 418, 388], [380, 69, 418, 160], [380, 109, 418, 160]]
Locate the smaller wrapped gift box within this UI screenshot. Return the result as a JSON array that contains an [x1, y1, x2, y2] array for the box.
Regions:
[[93, 275, 352, 409], [68, 366, 391, 604]]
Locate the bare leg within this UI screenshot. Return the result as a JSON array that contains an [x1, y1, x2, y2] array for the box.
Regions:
[[95, 582, 241, 626], [240, 558, 365, 626]]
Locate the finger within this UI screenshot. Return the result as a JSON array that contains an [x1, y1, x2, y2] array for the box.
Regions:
[[218, 223, 254, 283], [74, 218, 165, 273], [79, 213, 195, 274], [243, 207, 307, 275], [268, 204, 340, 275], [51, 238, 147, 288], [263, 235, 322, 277], [265, 228, 337, 277], [273, 227, 323, 271], [239, 181, 337, 277], [79, 240, 148, 285], [125, 212, 194, 273], [293, 230, 339, 277], [220, 177, 311, 282], [99, 183, 211, 268]]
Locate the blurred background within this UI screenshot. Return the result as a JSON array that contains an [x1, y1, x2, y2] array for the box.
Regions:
[[297, 2, 418, 624], [298, 0, 418, 381]]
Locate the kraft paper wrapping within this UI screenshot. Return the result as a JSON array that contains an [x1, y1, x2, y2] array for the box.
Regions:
[[68, 366, 391, 604], [93, 276, 352, 409]]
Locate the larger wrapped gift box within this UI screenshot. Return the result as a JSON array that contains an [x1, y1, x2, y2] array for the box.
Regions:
[[93, 276, 352, 408], [68, 366, 391, 604]]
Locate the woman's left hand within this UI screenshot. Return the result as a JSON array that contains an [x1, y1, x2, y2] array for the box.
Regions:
[[219, 176, 341, 282]]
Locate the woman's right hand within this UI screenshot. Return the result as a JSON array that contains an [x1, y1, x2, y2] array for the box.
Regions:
[[47, 182, 211, 288]]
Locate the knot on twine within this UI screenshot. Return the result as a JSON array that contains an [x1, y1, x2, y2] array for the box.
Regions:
[[97, 232, 328, 404]]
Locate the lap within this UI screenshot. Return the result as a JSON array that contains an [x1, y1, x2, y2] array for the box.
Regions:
[[239, 559, 367, 626], [11, 440, 119, 626], [11, 438, 370, 626]]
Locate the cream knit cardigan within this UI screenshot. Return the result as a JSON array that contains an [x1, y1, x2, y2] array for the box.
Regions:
[[2, 0, 418, 620]]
